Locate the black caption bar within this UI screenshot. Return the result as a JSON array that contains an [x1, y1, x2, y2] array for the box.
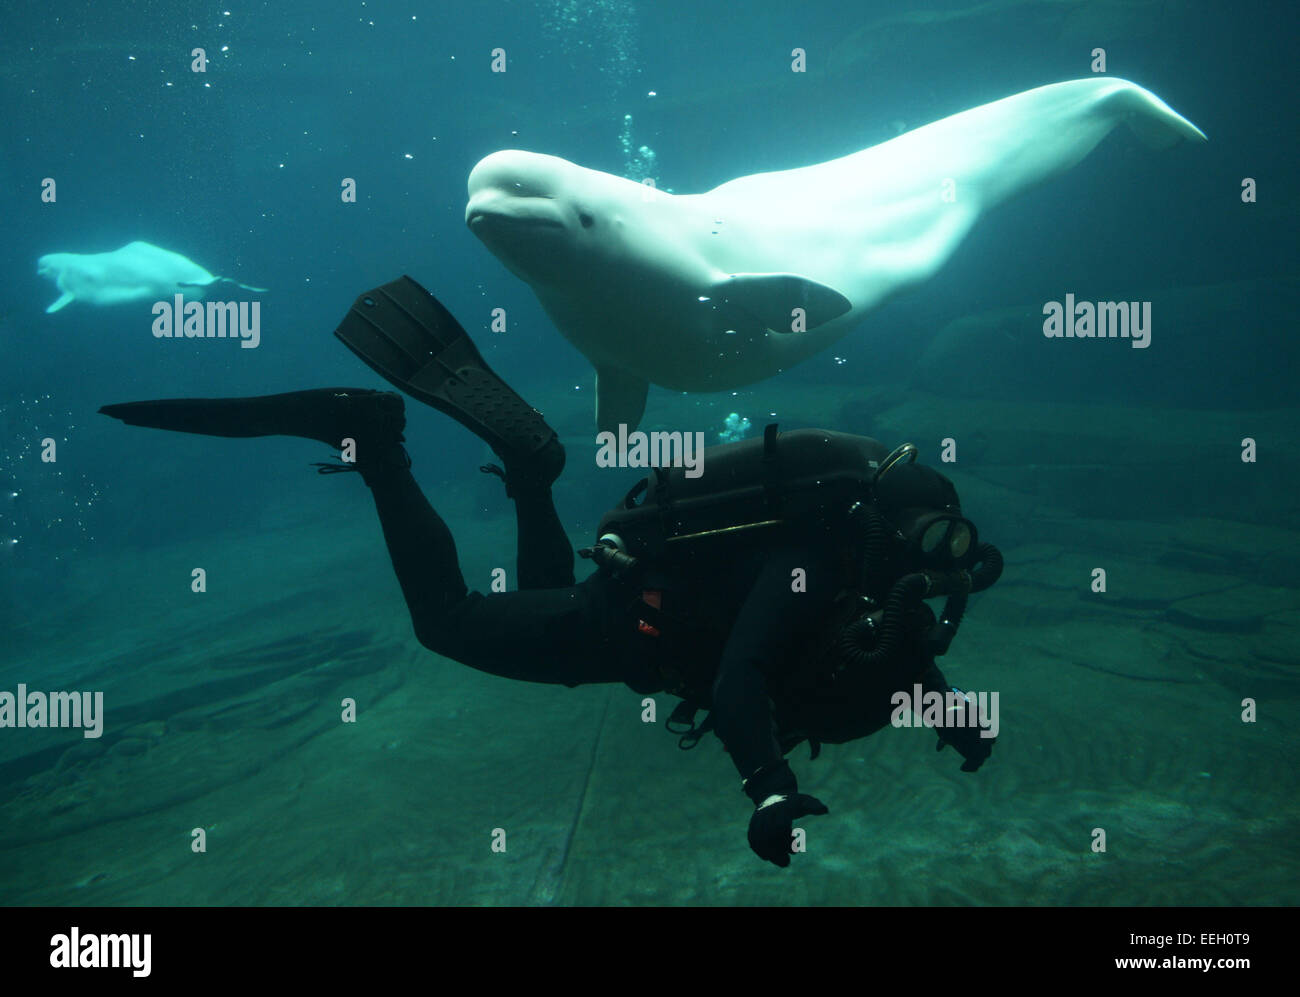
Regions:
[[0, 907, 1283, 983]]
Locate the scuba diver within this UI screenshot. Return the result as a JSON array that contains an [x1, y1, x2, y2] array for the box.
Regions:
[[100, 276, 1002, 868]]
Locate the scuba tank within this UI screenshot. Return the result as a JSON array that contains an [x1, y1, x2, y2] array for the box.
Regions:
[[580, 424, 1004, 750], [592, 423, 891, 563]]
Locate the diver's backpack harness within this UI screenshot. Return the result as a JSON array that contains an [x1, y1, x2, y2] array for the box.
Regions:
[[579, 424, 1003, 752], [588, 423, 886, 566]]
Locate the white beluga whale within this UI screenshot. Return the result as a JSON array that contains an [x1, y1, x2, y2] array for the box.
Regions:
[[38, 241, 267, 314], [465, 78, 1206, 431]]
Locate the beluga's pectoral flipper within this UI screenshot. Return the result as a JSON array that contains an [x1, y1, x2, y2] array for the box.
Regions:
[[595, 366, 649, 436], [45, 291, 75, 314], [712, 273, 853, 335]]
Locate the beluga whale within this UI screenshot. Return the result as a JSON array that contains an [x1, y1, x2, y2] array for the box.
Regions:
[[38, 241, 267, 314], [465, 78, 1206, 432]]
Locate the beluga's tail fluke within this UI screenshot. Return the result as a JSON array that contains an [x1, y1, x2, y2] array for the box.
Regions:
[[1107, 78, 1207, 148], [214, 277, 270, 293]]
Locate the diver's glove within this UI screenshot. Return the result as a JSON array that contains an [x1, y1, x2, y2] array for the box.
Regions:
[[935, 688, 995, 772], [742, 760, 828, 868]]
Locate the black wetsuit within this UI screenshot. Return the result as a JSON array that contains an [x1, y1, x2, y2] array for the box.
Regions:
[[96, 371, 992, 868], [361, 456, 958, 785]]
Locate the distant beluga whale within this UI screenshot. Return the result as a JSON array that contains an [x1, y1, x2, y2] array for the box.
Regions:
[[465, 78, 1206, 431], [38, 241, 267, 314]]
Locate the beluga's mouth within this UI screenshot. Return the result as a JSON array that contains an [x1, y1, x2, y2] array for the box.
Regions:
[[465, 204, 565, 235], [467, 209, 561, 226]]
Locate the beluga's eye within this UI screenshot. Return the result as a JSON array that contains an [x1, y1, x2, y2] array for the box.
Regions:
[[579, 212, 594, 228]]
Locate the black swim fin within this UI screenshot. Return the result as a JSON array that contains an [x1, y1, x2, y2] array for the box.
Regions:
[[335, 277, 560, 481], [99, 388, 406, 450]]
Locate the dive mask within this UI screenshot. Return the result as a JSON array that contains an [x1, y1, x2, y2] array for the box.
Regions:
[[894, 508, 978, 570], [872, 444, 977, 571]]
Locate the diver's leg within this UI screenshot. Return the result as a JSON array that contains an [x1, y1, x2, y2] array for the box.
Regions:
[[519, 487, 575, 589], [99, 387, 471, 627], [335, 276, 574, 590], [510, 483, 576, 590], [480, 470, 575, 590], [357, 457, 471, 635], [425, 576, 631, 685], [362, 458, 632, 685], [362, 453, 575, 638], [98, 386, 644, 687]]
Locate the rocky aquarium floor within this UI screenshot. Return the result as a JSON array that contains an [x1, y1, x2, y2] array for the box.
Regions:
[[0, 387, 1297, 906]]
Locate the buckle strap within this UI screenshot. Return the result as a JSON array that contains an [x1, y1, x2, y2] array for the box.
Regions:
[[666, 700, 715, 750], [312, 443, 412, 476]]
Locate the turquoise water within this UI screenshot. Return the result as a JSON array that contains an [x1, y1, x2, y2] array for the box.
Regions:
[[1, 1, 1296, 905]]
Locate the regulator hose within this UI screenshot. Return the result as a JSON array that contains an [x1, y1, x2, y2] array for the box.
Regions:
[[851, 503, 891, 593], [834, 571, 928, 671], [969, 542, 1003, 593], [837, 541, 1004, 665]]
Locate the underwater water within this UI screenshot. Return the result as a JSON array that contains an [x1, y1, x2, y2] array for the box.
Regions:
[[0, 0, 1296, 907]]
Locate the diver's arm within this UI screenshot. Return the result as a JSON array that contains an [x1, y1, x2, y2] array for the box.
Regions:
[[918, 660, 995, 772], [711, 545, 833, 866], [712, 636, 831, 868], [710, 544, 831, 781], [711, 646, 783, 782], [918, 659, 951, 699]]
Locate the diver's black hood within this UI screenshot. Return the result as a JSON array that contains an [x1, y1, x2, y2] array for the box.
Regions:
[[873, 461, 962, 520]]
